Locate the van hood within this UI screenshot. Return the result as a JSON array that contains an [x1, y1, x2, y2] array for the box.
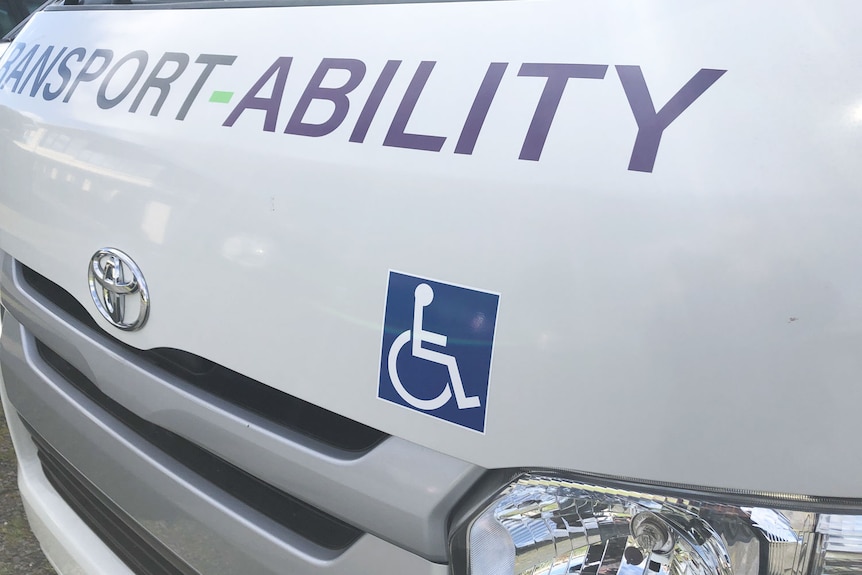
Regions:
[[1, 1, 861, 498]]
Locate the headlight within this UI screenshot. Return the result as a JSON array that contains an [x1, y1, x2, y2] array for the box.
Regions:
[[450, 474, 862, 575]]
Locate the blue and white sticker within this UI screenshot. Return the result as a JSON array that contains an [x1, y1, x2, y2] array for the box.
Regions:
[[378, 271, 500, 433]]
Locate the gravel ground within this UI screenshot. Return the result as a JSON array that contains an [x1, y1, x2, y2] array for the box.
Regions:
[[0, 402, 56, 575]]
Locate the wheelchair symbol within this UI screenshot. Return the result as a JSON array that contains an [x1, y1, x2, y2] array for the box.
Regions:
[[387, 283, 482, 411]]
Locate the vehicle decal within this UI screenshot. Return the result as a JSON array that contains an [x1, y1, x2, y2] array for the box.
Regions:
[[378, 271, 500, 433], [0, 43, 726, 173]]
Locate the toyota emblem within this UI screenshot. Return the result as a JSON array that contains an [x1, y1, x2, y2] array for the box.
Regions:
[[88, 248, 150, 331]]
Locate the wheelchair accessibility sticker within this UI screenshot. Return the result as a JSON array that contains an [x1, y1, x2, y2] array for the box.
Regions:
[[378, 271, 500, 433]]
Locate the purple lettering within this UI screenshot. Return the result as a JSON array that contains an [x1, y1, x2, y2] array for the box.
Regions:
[[2, 43, 39, 93], [616, 65, 726, 173], [176, 54, 236, 121], [517, 63, 608, 161], [19, 46, 67, 97], [350, 60, 401, 143], [63, 49, 113, 103], [285, 58, 366, 137], [0, 42, 26, 89], [43, 48, 86, 102], [130, 52, 190, 115], [96, 51, 148, 109], [223, 57, 291, 132], [455, 62, 508, 155], [383, 61, 446, 152]]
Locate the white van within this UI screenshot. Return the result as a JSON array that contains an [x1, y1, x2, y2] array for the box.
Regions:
[[0, 2, 861, 575]]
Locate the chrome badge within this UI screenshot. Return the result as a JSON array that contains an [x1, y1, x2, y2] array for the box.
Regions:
[[88, 248, 150, 331]]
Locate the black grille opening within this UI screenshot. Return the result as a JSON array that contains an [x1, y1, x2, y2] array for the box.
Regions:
[[35, 339, 364, 552], [144, 348, 386, 453], [24, 420, 198, 575], [22, 265, 101, 331], [21, 264, 387, 452]]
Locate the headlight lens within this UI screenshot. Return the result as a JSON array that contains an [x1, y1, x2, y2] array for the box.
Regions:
[[453, 474, 862, 575]]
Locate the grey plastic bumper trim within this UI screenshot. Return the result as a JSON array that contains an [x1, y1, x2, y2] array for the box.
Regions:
[[2, 313, 452, 575]]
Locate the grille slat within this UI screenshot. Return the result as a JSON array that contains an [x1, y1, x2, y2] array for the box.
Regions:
[[22, 264, 387, 453], [35, 339, 364, 552], [26, 421, 198, 575]]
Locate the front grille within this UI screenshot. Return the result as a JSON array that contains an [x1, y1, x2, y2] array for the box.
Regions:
[[22, 264, 387, 452], [35, 339, 364, 552], [3, 252, 481, 565], [25, 421, 198, 575]]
